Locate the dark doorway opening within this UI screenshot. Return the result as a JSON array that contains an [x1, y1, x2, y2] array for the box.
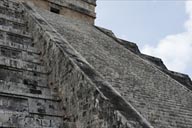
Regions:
[[50, 7, 60, 14]]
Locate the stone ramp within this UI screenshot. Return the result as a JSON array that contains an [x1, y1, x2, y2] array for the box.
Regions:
[[0, 0, 64, 127], [35, 5, 192, 128]]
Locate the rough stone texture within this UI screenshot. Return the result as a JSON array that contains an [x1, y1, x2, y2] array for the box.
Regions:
[[96, 26, 192, 92], [23, 2, 152, 128], [0, 0, 64, 127], [18, 0, 96, 24], [34, 4, 192, 128], [1, 0, 192, 128]]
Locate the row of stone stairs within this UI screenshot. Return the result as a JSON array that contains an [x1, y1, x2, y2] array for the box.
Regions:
[[96, 26, 192, 92], [0, 0, 64, 127], [95, 24, 192, 128]]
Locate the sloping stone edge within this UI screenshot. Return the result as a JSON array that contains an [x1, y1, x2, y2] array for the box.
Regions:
[[96, 26, 192, 92], [22, 2, 154, 128]]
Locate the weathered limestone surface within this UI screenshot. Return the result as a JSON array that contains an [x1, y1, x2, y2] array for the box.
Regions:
[[34, 5, 192, 128], [0, 0, 64, 127], [1, 0, 192, 128], [17, 0, 96, 24], [96, 26, 192, 92], [23, 2, 152, 128]]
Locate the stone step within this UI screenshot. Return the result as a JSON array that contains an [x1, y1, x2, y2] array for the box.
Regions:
[[23, 115, 64, 128], [140, 102, 192, 119], [0, 23, 28, 36], [159, 109, 192, 120], [0, 94, 64, 117], [128, 93, 192, 123], [0, 26, 31, 38], [141, 111, 192, 128], [131, 93, 192, 111], [0, 39, 40, 54], [0, 25, 27, 37], [28, 98, 64, 117], [0, 5, 23, 19], [0, 56, 46, 73], [0, 0, 22, 12], [0, 110, 64, 128], [0, 66, 48, 84], [0, 68, 48, 87], [0, 45, 42, 64], [0, 17, 26, 32], [23, 77, 48, 88], [0, 81, 58, 101], [0, 13, 25, 24], [6, 32, 32, 46], [143, 110, 192, 126], [131, 98, 192, 124], [0, 95, 28, 112], [125, 86, 192, 104]]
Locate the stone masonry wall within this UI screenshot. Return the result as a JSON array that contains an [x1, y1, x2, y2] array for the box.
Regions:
[[22, 2, 153, 128], [17, 0, 96, 24]]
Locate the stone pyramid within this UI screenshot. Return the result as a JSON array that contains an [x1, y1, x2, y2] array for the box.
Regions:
[[0, 0, 192, 127]]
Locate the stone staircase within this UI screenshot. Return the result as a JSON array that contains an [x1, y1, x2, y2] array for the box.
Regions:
[[128, 91, 192, 127], [0, 0, 64, 127], [93, 26, 192, 128], [1, 0, 192, 127], [96, 26, 192, 92]]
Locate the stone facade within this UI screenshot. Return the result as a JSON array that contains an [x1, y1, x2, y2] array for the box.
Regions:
[[17, 0, 96, 24], [0, 0, 192, 128]]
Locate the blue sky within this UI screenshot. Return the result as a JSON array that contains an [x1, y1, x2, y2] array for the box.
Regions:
[[96, 0, 192, 78]]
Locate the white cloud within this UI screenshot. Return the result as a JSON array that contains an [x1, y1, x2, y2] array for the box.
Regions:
[[142, 0, 192, 78]]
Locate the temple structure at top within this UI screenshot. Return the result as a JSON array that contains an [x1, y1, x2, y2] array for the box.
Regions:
[[19, 0, 96, 24]]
